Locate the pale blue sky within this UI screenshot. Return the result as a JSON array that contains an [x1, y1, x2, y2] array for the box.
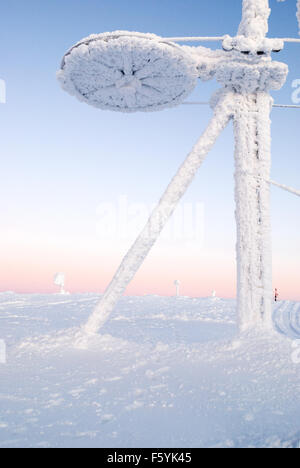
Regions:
[[0, 0, 299, 297]]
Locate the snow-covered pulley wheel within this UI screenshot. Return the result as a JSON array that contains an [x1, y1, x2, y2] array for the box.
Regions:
[[57, 31, 199, 113]]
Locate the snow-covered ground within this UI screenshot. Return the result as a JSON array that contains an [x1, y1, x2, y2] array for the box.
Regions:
[[0, 293, 299, 448]]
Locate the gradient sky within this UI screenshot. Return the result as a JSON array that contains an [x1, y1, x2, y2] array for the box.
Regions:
[[0, 0, 300, 298]]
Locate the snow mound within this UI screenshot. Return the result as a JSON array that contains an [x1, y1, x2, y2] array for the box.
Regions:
[[273, 300, 300, 339], [15, 327, 131, 357]]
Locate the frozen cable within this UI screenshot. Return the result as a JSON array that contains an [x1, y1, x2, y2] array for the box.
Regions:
[[161, 36, 225, 43], [160, 36, 300, 44], [183, 102, 300, 109], [269, 180, 300, 197], [243, 171, 300, 197]]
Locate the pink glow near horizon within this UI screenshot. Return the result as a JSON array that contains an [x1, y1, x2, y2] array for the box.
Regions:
[[1, 241, 299, 301]]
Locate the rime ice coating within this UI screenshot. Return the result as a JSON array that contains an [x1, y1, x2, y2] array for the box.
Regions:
[[233, 93, 273, 331], [57, 31, 199, 113], [215, 60, 288, 93], [56, 0, 289, 335], [238, 0, 270, 38]]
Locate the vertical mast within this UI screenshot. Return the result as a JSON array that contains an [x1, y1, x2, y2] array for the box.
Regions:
[[234, 0, 273, 331], [238, 0, 270, 38]]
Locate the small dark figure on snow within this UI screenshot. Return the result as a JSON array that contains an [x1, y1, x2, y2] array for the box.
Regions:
[[275, 288, 279, 302]]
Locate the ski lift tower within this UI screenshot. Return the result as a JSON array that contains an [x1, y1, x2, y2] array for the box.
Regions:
[[58, 0, 300, 337]]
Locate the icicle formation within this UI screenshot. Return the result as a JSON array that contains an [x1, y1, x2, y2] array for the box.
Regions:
[[57, 31, 199, 113], [274, 301, 300, 338], [84, 90, 234, 334]]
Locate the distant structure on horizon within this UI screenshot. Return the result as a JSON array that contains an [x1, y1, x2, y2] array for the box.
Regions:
[[53, 273, 69, 295], [174, 280, 181, 297]]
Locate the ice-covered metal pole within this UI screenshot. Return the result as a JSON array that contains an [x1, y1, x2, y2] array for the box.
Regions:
[[233, 0, 278, 330], [238, 0, 270, 38], [84, 91, 233, 334], [233, 92, 273, 330]]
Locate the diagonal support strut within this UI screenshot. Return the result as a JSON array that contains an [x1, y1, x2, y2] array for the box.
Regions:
[[84, 91, 234, 334]]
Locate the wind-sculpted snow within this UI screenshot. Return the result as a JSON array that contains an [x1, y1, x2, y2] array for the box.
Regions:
[[0, 294, 300, 448], [57, 31, 199, 113], [273, 301, 300, 339]]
